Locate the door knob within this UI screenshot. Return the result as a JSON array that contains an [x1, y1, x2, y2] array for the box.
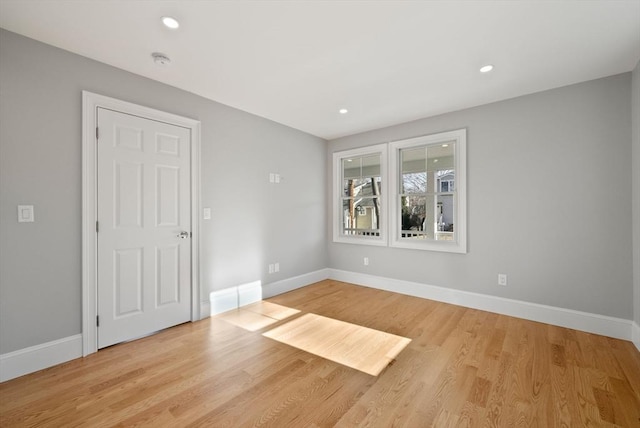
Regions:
[[177, 231, 190, 239]]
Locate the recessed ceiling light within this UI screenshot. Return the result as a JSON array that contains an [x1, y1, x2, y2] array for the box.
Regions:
[[433, 159, 439, 163], [162, 16, 180, 29], [339, 108, 348, 114], [442, 144, 449, 148], [479, 64, 494, 73]]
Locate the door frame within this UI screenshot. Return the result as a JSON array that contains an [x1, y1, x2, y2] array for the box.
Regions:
[[81, 91, 202, 356]]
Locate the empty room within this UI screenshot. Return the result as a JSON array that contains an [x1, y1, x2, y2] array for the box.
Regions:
[[1, 1, 639, 426]]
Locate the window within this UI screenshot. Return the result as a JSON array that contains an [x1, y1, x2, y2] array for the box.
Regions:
[[332, 129, 466, 253], [389, 129, 467, 253], [439, 178, 454, 192], [333, 144, 387, 245]]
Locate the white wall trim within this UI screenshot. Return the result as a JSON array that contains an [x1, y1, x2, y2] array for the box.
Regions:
[[329, 269, 634, 341], [210, 287, 240, 316], [200, 301, 211, 320], [209, 269, 331, 316], [633, 322, 640, 352], [82, 91, 202, 356], [238, 281, 263, 307], [262, 269, 330, 299], [0, 335, 82, 382], [5, 270, 634, 382]]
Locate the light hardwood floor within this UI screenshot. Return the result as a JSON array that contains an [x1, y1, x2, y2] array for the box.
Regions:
[[1, 280, 639, 427]]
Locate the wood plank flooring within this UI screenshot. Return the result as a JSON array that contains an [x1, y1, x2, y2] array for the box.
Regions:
[[262, 312, 411, 376], [1, 280, 639, 427]]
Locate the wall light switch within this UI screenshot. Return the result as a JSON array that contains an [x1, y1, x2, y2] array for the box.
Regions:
[[269, 173, 281, 184], [203, 207, 212, 220], [18, 205, 34, 223], [498, 274, 507, 286]]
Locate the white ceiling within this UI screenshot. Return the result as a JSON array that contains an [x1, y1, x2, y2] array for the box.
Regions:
[[1, 1, 639, 140]]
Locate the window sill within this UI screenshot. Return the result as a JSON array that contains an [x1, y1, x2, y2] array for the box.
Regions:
[[333, 236, 388, 247], [389, 239, 467, 253]]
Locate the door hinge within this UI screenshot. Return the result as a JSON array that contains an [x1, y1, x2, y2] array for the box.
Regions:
[[96, 127, 99, 140], [96, 315, 100, 327], [96, 221, 99, 233]]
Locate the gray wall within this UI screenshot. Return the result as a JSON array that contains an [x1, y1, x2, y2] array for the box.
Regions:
[[0, 27, 635, 357], [328, 73, 633, 319], [0, 30, 327, 354], [633, 60, 640, 328]]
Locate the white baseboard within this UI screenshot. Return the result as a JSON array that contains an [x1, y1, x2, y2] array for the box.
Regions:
[[208, 269, 330, 316], [238, 281, 263, 307], [8, 269, 631, 384], [633, 322, 640, 352], [262, 268, 330, 299], [209, 287, 240, 316], [329, 269, 634, 341], [200, 301, 211, 320], [0, 334, 82, 382]]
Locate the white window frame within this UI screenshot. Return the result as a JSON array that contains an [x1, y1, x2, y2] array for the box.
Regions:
[[332, 144, 388, 246], [389, 129, 467, 253]]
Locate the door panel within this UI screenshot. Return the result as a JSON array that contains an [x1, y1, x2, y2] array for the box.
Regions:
[[97, 108, 191, 349], [156, 244, 180, 306], [115, 161, 143, 228], [115, 125, 143, 151], [156, 165, 180, 227], [114, 248, 143, 317], [156, 133, 180, 156]]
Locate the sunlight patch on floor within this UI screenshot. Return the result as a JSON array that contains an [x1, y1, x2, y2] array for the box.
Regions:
[[214, 301, 300, 331], [242, 301, 301, 320], [263, 313, 411, 376]]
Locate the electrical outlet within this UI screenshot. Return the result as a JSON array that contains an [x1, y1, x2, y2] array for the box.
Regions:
[[498, 274, 507, 286], [268, 264, 274, 274], [274, 262, 280, 272], [17, 205, 34, 223], [363, 257, 369, 266]]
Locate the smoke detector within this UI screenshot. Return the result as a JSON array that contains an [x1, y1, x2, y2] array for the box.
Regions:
[[151, 52, 171, 66]]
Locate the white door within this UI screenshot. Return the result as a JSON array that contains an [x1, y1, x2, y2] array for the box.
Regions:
[[97, 108, 192, 349]]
